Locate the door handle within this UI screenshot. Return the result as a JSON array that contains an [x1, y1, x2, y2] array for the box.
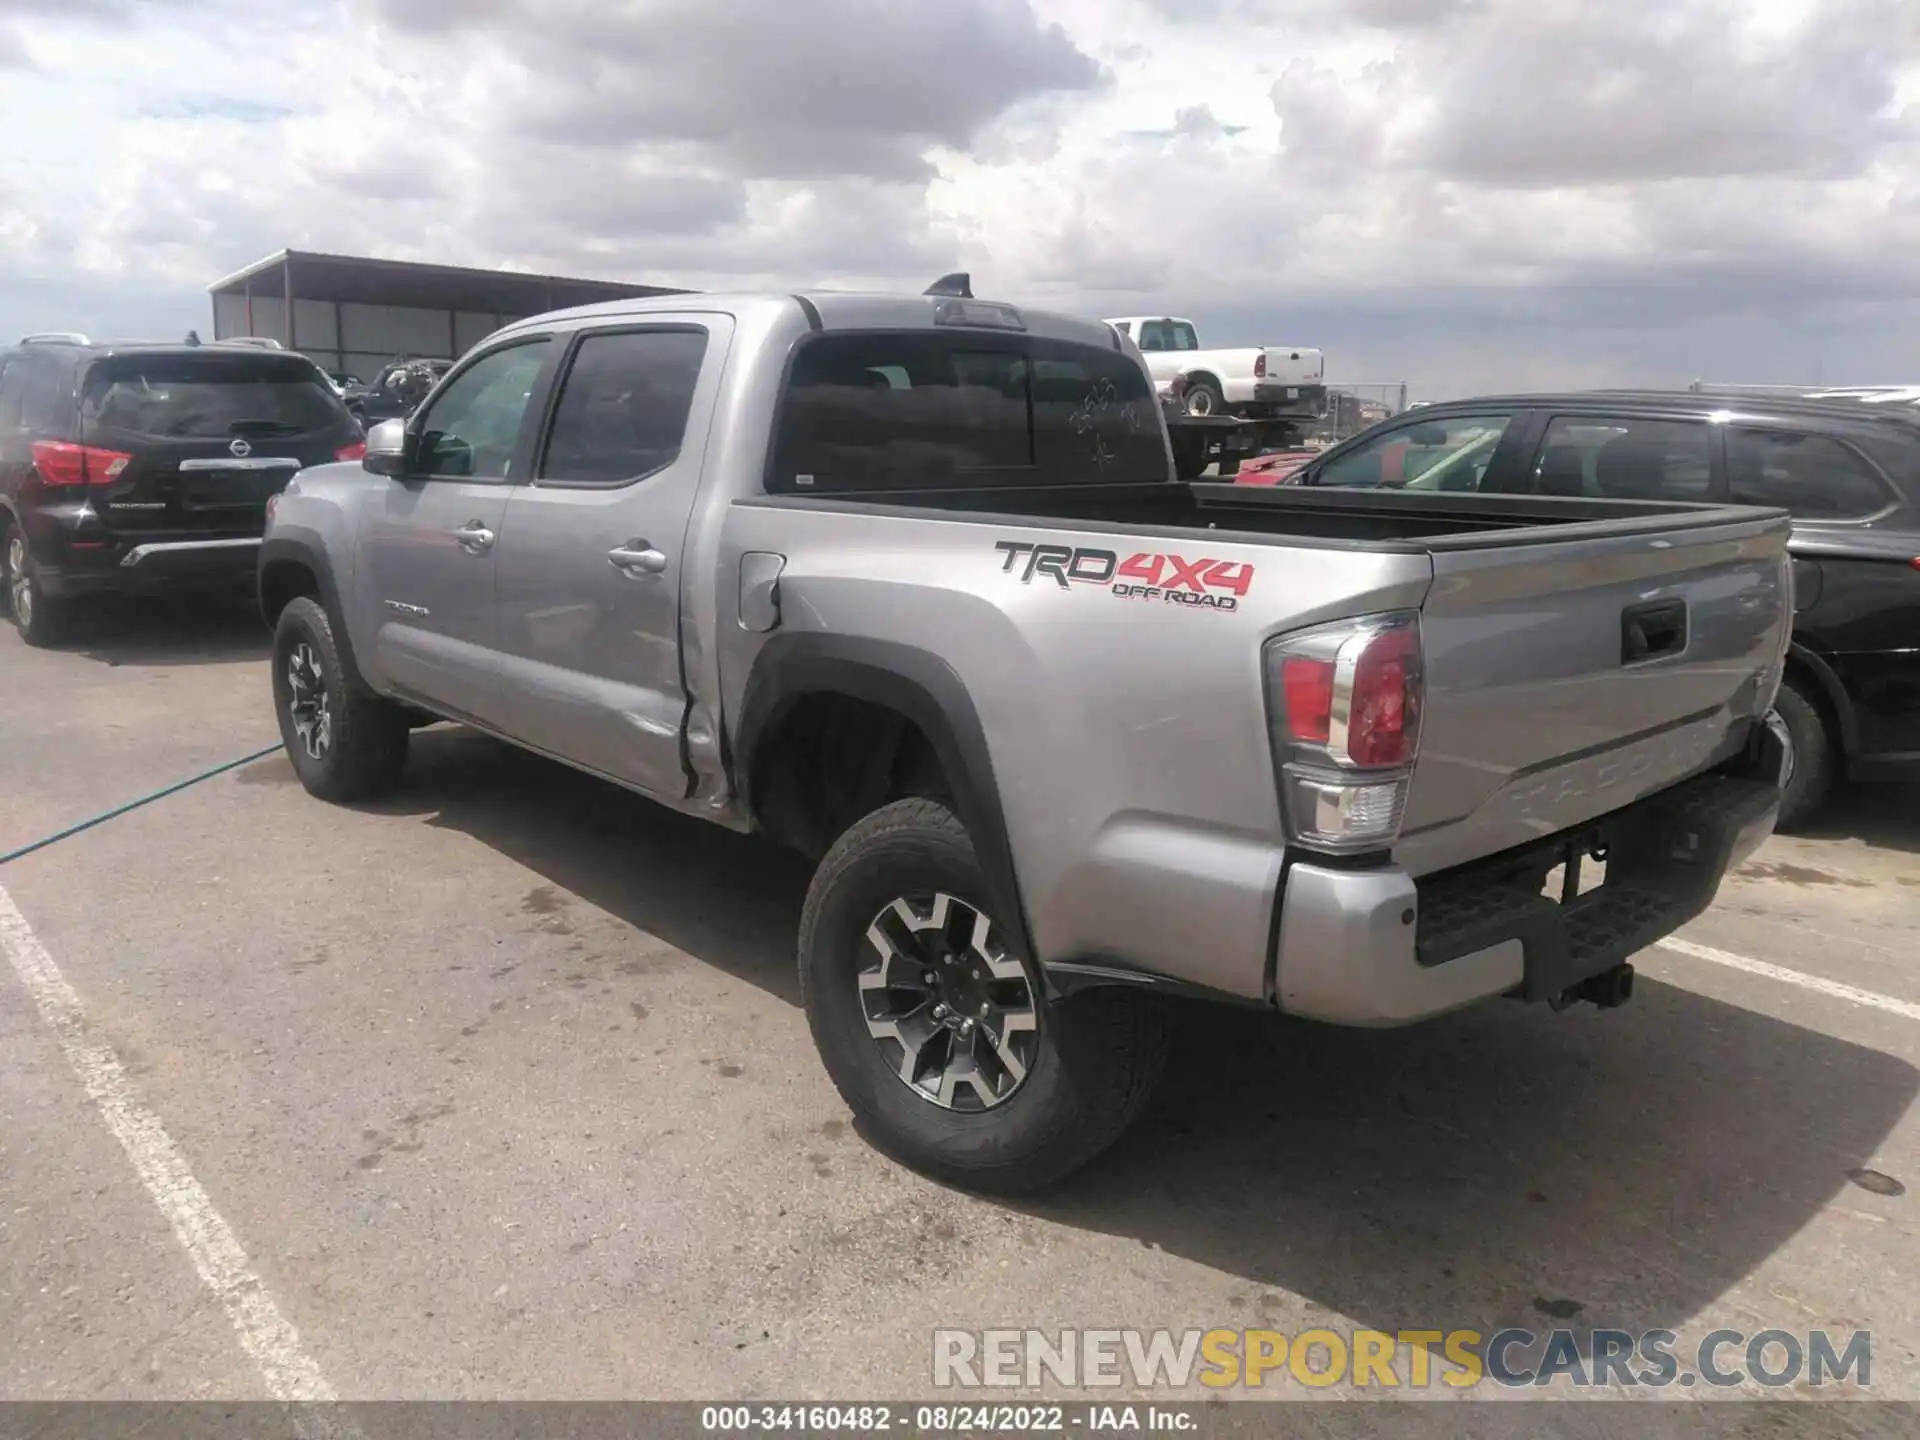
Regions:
[[453, 521, 496, 554], [608, 543, 668, 578]]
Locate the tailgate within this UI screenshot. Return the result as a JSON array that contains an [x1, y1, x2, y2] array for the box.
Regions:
[[1261, 347, 1323, 384], [1395, 511, 1792, 876]]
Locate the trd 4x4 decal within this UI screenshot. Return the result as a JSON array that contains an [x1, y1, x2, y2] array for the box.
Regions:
[[994, 541, 1251, 612]]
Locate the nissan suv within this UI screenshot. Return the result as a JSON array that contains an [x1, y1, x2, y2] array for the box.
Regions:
[[0, 335, 365, 645]]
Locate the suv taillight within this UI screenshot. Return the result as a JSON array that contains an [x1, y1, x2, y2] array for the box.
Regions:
[[334, 441, 366, 462], [32, 440, 132, 487], [1255, 353, 1267, 379], [1264, 612, 1423, 853]]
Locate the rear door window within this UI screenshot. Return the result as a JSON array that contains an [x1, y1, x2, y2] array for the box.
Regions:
[[81, 356, 345, 439], [769, 332, 1164, 493], [539, 327, 710, 486], [0, 358, 21, 429], [1530, 415, 1715, 500], [1728, 430, 1893, 519], [17, 358, 69, 433], [1311, 413, 1513, 491]]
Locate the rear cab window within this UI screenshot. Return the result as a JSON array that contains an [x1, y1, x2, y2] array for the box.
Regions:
[[1728, 429, 1894, 520], [80, 354, 349, 440], [768, 331, 1165, 494]]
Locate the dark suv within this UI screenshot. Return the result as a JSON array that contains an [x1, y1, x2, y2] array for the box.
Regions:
[[346, 357, 453, 428], [0, 336, 365, 645], [1287, 390, 1920, 828]]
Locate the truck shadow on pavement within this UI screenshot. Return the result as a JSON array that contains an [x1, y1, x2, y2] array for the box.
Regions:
[[386, 728, 1916, 1349], [1027, 993, 1917, 1355], [1794, 782, 1920, 856], [375, 728, 813, 1004], [59, 593, 271, 669]]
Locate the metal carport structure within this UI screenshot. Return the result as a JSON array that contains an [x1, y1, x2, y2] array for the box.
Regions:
[[207, 249, 689, 381]]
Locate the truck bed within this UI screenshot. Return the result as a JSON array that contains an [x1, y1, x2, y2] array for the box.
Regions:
[[791, 478, 1777, 548], [739, 477, 1791, 887]]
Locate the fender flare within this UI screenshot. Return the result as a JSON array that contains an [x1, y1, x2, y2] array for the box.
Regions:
[[258, 535, 371, 695], [1784, 640, 1859, 758], [734, 633, 1034, 966]]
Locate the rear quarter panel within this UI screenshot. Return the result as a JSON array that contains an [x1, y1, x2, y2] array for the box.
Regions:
[[715, 499, 1432, 999]]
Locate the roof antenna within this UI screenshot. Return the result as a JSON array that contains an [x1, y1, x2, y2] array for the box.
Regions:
[[185, 329, 202, 347], [924, 273, 972, 299]]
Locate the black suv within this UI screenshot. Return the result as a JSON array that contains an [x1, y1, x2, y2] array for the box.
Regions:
[[346, 357, 453, 428], [1289, 390, 1920, 828], [0, 336, 365, 645]]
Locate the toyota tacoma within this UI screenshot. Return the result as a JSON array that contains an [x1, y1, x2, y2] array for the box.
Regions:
[[259, 278, 1792, 1192]]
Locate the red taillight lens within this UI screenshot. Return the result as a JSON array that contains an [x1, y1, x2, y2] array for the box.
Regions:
[[32, 440, 132, 487], [1281, 657, 1334, 742], [1346, 626, 1421, 767], [1255, 353, 1267, 378], [1265, 612, 1424, 853], [335, 441, 366, 462]]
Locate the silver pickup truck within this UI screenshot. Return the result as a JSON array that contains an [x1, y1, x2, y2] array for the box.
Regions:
[[259, 279, 1792, 1192]]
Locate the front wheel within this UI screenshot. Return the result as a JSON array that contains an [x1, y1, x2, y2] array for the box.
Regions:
[[799, 798, 1171, 1193], [271, 596, 411, 802]]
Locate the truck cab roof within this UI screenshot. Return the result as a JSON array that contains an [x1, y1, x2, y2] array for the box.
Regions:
[[493, 290, 1130, 354]]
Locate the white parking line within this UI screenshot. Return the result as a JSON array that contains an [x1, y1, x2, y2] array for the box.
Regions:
[[1660, 936, 1920, 1023], [0, 882, 343, 1406]]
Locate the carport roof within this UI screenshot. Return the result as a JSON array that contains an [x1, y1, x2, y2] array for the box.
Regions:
[[207, 249, 690, 315]]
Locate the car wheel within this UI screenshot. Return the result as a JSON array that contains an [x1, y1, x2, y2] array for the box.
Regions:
[[4, 528, 68, 648], [1183, 379, 1224, 418], [271, 596, 410, 802], [799, 797, 1172, 1193], [1768, 680, 1834, 833]]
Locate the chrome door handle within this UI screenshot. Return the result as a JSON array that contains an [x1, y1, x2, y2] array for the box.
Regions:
[[608, 543, 668, 577], [453, 521, 496, 554]]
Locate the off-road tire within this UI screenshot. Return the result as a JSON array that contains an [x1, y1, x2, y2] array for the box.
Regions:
[[271, 596, 410, 802], [1771, 679, 1834, 832], [799, 798, 1172, 1193]]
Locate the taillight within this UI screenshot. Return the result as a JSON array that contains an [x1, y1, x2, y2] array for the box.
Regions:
[[1265, 612, 1424, 853], [335, 441, 366, 462], [1255, 353, 1267, 379], [31, 440, 132, 487]]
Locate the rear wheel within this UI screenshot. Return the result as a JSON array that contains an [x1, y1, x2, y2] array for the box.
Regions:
[[1768, 679, 1834, 832], [4, 527, 68, 648], [1183, 378, 1225, 418], [799, 798, 1171, 1193], [271, 596, 410, 802]]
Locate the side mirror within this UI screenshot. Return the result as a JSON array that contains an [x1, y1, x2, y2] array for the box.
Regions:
[[363, 418, 411, 477]]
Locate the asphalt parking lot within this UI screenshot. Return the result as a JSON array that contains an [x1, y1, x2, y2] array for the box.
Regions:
[[3, 598, 1918, 1421]]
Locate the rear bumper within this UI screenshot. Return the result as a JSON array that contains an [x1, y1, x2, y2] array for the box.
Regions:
[[1248, 382, 1327, 415], [1272, 725, 1785, 1026], [37, 536, 261, 597]]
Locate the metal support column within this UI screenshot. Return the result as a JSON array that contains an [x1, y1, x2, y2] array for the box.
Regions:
[[284, 255, 296, 350]]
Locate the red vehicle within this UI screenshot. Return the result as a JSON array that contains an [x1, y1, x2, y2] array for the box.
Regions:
[[1232, 449, 1319, 485]]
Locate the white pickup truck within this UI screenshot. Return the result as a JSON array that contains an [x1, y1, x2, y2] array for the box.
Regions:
[[1105, 315, 1326, 422]]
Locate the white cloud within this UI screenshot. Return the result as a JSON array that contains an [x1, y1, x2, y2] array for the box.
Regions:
[[0, 0, 1916, 395]]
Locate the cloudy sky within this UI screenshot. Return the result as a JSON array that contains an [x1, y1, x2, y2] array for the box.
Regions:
[[2, 0, 1917, 397]]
